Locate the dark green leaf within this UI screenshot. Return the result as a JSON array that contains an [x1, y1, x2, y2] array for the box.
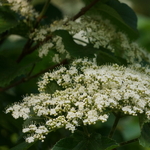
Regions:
[[106, 0, 137, 30], [138, 114, 146, 128], [44, 81, 63, 94], [101, 136, 119, 150], [87, 133, 119, 150], [23, 116, 44, 127], [139, 122, 150, 148], [85, 2, 139, 40], [52, 137, 81, 150], [9, 22, 30, 38], [96, 48, 127, 66], [0, 6, 18, 33], [10, 141, 35, 150], [55, 30, 127, 65], [54, 30, 97, 58], [52, 132, 119, 150], [0, 56, 31, 87], [34, 3, 63, 25], [137, 16, 150, 52]]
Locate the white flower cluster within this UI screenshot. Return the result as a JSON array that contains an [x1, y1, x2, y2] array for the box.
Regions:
[[30, 15, 150, 64], [6, 58, 150, 143], [7, 0, 38, 20], [64, 16, 150, 63], [29, 25, 70, 62]]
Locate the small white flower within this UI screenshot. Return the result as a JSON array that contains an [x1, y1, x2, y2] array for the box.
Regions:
[[35, 126, 48, 134], [7, 0, 38, 20], [122, 106, 136, 115], [26, 137, 35, 143], [65, 123, 76, 132], [22, 128, 30, 133]]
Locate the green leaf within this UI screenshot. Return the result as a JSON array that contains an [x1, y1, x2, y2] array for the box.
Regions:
[[0, 6, 18, 33], [139, 122, 150, 148], [34, 3, 63, 25], [44, 81, 63, 94], [137, 16, 150, 52], [87, 133, 119, 150], [9, 22, 30, 38], [96, 48, 127, 66], [10, 142, 35, 150], [101, 136, 119, 150], [23, 116, 44, 127], [52, 137, 81, 150], [54, 30, 97, 58], [52, 132, 119, 150], [0, 56, 31, 87], [85, 2, 138, 40], [106, 0, 137, 30], [55, 30, 127, 65]]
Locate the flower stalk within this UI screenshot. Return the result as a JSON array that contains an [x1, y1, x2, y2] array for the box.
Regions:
[[108, 115, 121, 139]]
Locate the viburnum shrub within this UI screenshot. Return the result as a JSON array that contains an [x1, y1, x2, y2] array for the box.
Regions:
[[1, 0, 150, 149]]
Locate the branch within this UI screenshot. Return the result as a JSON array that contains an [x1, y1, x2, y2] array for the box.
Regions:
[[119, 138, 139, 147], [16, 0, 51, 63], [0, 59, 68, 92], [112, 138, 139, 149], [17, 0, 101, 62], [71, 0, 101, 21], [112, 138, 139, 150], [16, 40, 34, 63], [17, 35, 52, 63], [36, 0, 51, 24]]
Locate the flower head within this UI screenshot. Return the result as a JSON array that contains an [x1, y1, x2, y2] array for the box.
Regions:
[[6, 58, 150, 143], [29, 15, 150, 64]]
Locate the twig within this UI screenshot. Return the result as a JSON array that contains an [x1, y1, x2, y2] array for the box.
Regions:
[[8, 0, 102, 90], [27, 64, 35, 77], [108, 115, 120, 138], [112, 138, 139, 150], [17, 34, 52, 63], [17, 0, 101, 62], [16, 0, 51, 63], [16, 40, 33, 63], [71, 0, 101, 21], [119, 138, 139, 147], [0, 59, 68, 92], [37, 0, 51, 22]]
